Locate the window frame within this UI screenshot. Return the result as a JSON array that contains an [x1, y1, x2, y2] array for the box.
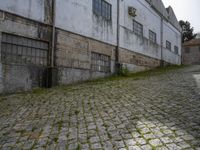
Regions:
[[91, 52, 111, 73], [149, 30, 157, 43], [93, 0, 112, 20], [133, 20, 143, 36], [1, 33, 48, 66], [166, 40, 171, 51]]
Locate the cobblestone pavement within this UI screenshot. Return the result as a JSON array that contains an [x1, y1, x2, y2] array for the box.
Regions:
[[1, 66, 200, 150]]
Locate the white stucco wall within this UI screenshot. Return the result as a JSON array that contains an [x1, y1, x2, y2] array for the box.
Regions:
[[162, 20, 181, 64], [0, 0, 45, 22], [55, 0, 117, 45], [163, 20, 182, 54], [163, 48, 181, 64], [119, 0, 162, 60]]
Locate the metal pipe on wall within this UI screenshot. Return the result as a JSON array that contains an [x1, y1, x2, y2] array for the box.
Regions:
[[51, 0, 56, 68], [116, 0, 120, 72], [160, 17, 164, 66]]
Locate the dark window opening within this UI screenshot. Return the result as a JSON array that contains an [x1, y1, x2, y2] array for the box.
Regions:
[[149, 30, 157, 43], [93, 0, 112, 20], [166, 40, 171, 50], [133, 20, 143, 36]]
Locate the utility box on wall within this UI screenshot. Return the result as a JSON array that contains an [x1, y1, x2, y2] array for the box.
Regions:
[[128, 7, 137, 17]]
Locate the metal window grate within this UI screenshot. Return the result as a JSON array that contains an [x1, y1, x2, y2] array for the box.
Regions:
[[166, 40, 171, 50], [149, 30, 156, 43], [133, 20, 143, 36], [91, 52, 110, 73], [93, 0, 112, 20], [1, 33, 48, 66]]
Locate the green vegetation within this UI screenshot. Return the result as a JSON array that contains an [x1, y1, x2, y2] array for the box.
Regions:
[[118, 65, 130, 76], [88, 65, 186, 83]]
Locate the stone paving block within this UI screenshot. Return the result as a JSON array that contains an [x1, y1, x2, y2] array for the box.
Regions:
[[149, 139, 163, 147], [1, 65, 200, 149]]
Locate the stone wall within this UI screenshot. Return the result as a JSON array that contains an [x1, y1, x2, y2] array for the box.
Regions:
[[182, 46, 200, 65], [55, 29, 116, 85], [119, 48, 160, 72]]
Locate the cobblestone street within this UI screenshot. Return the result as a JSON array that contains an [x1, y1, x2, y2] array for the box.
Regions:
[[1, 66, 200, 150]]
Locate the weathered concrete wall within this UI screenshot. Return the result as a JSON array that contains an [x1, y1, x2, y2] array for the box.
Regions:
[[119, 48, 160, 72], [55, 29, 116, 85], [0, 65, 46, 93], [182, 46, 200, 65], [162, 20, 181, 65], [0, 0, 182, 94], [0, 11, 52, 93], [55, 0, 117, 46], [119, 0, 181, 65], [162, 48, 181, 65], [119, 0, 162, 60], [0, 0, 45, 22], [163, 20, 182, 53]]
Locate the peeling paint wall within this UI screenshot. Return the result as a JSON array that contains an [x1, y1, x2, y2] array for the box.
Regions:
[[162, 20, 181, 64], [119, 0, 162, 60], [0, 0, 45, 22], [120, 0, 181, 65], [55, 0, 117, 45]]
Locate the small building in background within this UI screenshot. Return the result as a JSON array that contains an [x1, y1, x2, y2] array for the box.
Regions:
[[182, 39, 200, 65]]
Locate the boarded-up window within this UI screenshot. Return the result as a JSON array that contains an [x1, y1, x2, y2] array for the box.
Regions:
[[91, 52, 110, 73], [1, 33, 48, 66]]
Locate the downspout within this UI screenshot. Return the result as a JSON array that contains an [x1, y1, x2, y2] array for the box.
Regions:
[[48, 0, 56, 88], [180, 31, 183, 65], [160, 16, 164, 66], [51, 0, 56, 68], [116, 0, 120, 73]]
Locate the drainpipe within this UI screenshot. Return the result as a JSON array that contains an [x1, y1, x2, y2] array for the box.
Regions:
[[160, 17, 164, 67], [47, 0, 56, 88], [116, 0, 120, 73], [51, 0, 56, 68]]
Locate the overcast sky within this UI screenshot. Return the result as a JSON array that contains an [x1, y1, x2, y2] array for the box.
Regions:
[[162, 0, 200, 33]]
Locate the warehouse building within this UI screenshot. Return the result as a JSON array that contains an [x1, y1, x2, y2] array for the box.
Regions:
[[0, 0, 181, 93]]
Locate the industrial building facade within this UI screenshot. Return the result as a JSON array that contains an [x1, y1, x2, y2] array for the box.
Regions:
[[0, 0, 182, 93]]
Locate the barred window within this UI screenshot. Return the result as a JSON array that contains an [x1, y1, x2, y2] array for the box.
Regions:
[[1, 33, 48, 66], [133, 20, 143, 36], [91, 52, 110, 73], [93, 0, 112, 20], [149, 30, 156, 43], [166, 40, 171, 50], [174, 46, 179, 54]]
